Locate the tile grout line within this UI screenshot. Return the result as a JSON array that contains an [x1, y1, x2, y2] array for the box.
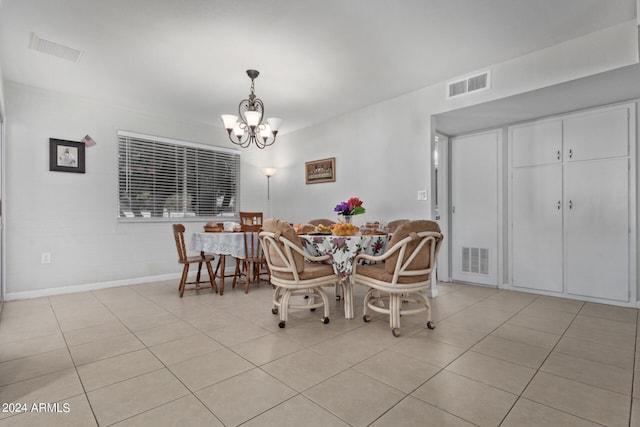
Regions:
[[48, 295, 101, 427], [366, 285, 526, 426], [628, 309, 639, 426], [105, 283, 230, 426], [496, 297, 585, 426]]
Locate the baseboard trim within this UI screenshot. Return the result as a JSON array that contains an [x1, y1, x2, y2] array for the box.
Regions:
[[4, 267, 234, 301]]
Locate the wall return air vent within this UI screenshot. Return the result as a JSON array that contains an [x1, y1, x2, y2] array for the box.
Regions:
[[29, 33, 83, 62], [447, 71, 490, 99], [461, 247, 490, 275]]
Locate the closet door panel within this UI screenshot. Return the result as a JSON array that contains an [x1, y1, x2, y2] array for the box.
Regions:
[[564, 106, 629, 162], [511, 120, 562, 167], [512, 165, 563, 292], [564, 158, 629, 302]]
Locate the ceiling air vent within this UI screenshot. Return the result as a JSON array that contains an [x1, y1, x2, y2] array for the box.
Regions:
[[447, 70, 490, 99], [29, 33, 83, 62]]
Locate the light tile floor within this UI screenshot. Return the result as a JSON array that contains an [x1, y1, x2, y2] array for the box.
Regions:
[[0, 280, 638, 426]]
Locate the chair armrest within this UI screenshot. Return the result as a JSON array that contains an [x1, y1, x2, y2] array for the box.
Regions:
[[354, 236, 409, 264]]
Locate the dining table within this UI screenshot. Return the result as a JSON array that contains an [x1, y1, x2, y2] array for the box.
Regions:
[[299, 233, 391, 319], [190, 231, 259, 295]]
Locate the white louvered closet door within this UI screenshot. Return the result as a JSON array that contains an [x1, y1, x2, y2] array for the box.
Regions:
[[451, 130, 499, 286]]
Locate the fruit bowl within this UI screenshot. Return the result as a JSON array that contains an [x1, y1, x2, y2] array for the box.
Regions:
[[332, 223, 359, 236]]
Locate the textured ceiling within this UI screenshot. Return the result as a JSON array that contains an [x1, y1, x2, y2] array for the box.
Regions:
[[0, 0, 636, 134]]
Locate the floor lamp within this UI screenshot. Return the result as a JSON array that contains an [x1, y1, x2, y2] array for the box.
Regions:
[[263, 168, 277, 218]]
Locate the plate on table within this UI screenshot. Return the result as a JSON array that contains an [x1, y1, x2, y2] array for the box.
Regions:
[[307, 231, 332, 235]]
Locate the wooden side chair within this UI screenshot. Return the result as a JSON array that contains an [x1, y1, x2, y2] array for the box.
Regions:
[[233, 224, 270, 293], [239, 211, 263, 231], [232, 211, 268, 293], [172, 224, 218, 297]]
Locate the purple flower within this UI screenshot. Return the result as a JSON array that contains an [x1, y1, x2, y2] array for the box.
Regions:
[[334, 202, 350, 214], [333, 197, 366, 216]]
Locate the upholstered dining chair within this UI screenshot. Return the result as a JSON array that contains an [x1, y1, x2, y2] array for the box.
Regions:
[[308, 218, 336, 227], [386, 219, 410, 233], [172, 224, 218, 297], [259, 218, 338, 328], [352, 220, 443, 337]]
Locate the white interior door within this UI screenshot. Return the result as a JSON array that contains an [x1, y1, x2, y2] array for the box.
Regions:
[[564, 158, 630, 302], [451, 130, 499, 286], [512, 165, 563, 292]]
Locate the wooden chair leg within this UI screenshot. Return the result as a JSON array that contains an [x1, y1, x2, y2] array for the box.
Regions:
[[195, 261, 203, 284], [205, 261, 218, 293], [244, 260, 250, 294], [232, 260, 241, 289], [179, 264, 190, 297]]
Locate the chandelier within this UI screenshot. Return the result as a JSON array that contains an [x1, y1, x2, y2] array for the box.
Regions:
[[221, 69, 282, 149]]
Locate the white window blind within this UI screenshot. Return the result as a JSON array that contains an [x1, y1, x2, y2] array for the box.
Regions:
[[117, 131, 240, 221]]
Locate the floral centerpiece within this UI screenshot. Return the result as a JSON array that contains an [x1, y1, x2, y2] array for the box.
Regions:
[[334, 197, 365, 223]]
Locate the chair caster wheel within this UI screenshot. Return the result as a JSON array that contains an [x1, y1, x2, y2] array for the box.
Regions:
[[322, 317, 330, 324], [427, 321, 435, 330], [310, 308, 316, 312], [304, 295, 309, 299], [392, 328, 401, 337], [279, 321, 286, 328], [363, 315, 371, 323], [336, 295, 341, 301], [272, 308, 278, 315]]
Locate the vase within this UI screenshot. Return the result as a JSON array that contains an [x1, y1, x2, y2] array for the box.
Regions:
[[343, 215, 352, 224]]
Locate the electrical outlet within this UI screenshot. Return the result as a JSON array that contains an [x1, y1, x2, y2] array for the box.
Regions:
[[417, 190, 428, 201], [41, 252, 51, 264]]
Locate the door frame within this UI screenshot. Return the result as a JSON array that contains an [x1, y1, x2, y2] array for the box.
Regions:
[[432, 132, 450, 282]]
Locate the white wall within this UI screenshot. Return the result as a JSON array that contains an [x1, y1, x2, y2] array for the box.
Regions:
[[3, 83, 272, 298], [269, 20, 639, 227], [2, 19, 638, 299], [268, 92, 434, 226]]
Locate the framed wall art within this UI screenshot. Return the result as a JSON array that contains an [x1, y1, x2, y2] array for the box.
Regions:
[[49, 138, 85, 173], [305, 157, 335, 184]]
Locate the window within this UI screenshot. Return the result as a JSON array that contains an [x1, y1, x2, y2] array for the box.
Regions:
[[117, 130, 240, 221]]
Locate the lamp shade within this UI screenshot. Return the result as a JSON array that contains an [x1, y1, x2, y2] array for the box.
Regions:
[[221, 114, 238, 130], [267, 117, 282, 131], [244, 110, 261, 127], [263, 167, 277, 177]]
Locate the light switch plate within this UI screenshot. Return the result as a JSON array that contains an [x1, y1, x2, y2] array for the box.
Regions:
[[417, 190, 428, 201]]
